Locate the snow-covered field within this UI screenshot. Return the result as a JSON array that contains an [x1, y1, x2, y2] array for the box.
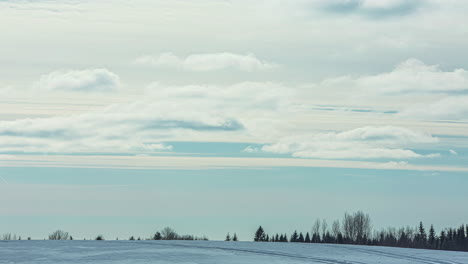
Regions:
[[1, 240, 468, 264]]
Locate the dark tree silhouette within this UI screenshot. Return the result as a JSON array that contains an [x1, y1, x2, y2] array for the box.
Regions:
[[254, 226, 266, 242]]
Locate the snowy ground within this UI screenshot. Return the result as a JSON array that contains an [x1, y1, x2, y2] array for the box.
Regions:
[[1, 240, 468, 264]]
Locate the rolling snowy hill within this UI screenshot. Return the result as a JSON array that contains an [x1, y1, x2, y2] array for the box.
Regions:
[[1, 240, 468, 264]]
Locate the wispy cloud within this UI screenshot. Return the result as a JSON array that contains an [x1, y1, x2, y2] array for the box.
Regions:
[[399, 96, 468, 121], [1, 154, 466, 172], [35, 69, 120, 92], [257, 126, 439, 159], [134, 52, 278, 72], [318, 58, 468, 95]]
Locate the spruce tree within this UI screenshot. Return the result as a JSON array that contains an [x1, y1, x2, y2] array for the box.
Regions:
[[153, 232, 162, 240], [290, 230, 298, 243], [225, 233, 231, 241], [429, 225, 436, 248], [298, 233, 305, 243], [254, 226, 266, 242], [417, 222, 427, 248], [233, 233, 238, 241], [305, 232, 311, 243]]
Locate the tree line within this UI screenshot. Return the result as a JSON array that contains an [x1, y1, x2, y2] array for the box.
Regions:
[[1, 227, 208, 241], [254, 211, 468, 252]]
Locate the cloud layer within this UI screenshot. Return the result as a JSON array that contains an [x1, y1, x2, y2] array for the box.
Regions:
[[254, 126, 439, 159], [134, 52, 278, 72]]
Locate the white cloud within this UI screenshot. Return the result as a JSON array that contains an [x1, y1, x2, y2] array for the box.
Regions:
[[134, 52, 278, 72], [261, 126, 439, 159], [242, 146, 259, 153], [35, 69, 120, 92], [0, 100, 244, 154], [449, 149, 458, 155], [399, 96, 468, 121], [296, 59, 468, 122], [318, 59, 468, 95]]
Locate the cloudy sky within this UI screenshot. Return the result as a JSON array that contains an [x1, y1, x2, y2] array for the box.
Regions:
[[1, 0, 468, 240]]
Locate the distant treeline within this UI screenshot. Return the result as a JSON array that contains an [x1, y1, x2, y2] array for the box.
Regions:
[[253, 211, 468, 252], [1, 227, 208, 242]]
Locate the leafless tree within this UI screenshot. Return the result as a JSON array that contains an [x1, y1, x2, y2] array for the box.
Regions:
[[321, 219, 328, 239], [312, 219, 320, 236], [332, 219, 341, 238], [161, 227, 178, 240], [48, 230, 69, 240], [342, 211, 372, 244], [354, 211, 372, 243]]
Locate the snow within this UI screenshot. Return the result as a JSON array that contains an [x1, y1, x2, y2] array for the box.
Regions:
[[1, 240, 468, 264]]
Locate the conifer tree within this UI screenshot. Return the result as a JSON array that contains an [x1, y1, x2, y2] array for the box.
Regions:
[[429, 225, 436, 248], [233, 233, 238, 241], [254, 226, 266, 242], [298, 232, 305, 243], [305, 232, 311, 243], [290, 230, 298, 243], [153, 232, 162, 240], [225, 233, 231, 241]]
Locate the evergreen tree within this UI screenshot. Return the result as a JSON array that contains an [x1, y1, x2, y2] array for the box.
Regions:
[[225, 233, 231, 241], [305, 232, 311, 243], [233, 233, 238, 241], [254, 226, 266, 242], [298, 232, 305, 243], [419, 222, 427, 241], [429, 225, 436, 248], [275, 233, 279, 242], [266, 234, 270, 242], [153, 232, 162, 240], [439, 230, 446, 250], [129, 236, 135, 240], [290, 230, 298, 243]]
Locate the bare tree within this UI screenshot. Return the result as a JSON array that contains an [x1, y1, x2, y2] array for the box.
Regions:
[[342, 212, 355, 242], [332, 219, 341, 239], [342, 211, 372, 244], [354, 211, 372, 244], [49, 230, 69, 240], [312, 219, 320, 236], [161, 227, 178, 240], [321, 219, 328, 240]]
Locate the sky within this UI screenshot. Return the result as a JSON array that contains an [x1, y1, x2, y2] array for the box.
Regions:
[[0, 0, 468, 241]]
